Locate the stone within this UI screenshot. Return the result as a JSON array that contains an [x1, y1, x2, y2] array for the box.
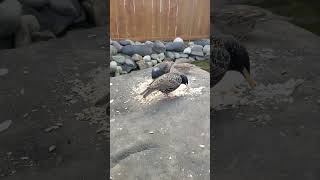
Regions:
[[0, 68, 9, 76], [110, 61, 117, 73], [165, 42, 185, 52], [175, 58, 193, 64], [15, 15, 41, 47], [119, 40, 132, 46], [49, 145, 56, 152], [203, 45, 210, 56], [196, 56, 206, 61], [146, 62, 153, 68], [124, 58, 137, 71], [132, 54, 143, 62], [0, 0, 22, 38], [0, 120, 12, 133], [193, 39, 210, 46], [191, 45, 204, 56], [143, 55, 151, 62], [136, 60, 148, 70], [144, 41, 154, 47], [151, 54, 158, 60], [135, 41, 142, 45], [173, 37, 184, 43], [174, 52, 180, 59], [183, 47, 192, 54], [188, 57, 195, 62], [158, 53, 165, 61], [110, 66, 210, 179], [151, 60, 158, 66], [116, 66, 123, 74], [110, 45, 118, 56], [165, 51, 175, 59], [188, 42, 194, 47], [179, 53, 189, 58], [112, 55, 125, 64], [111, 40, 123, 51], [152, 40, 166, 53], [121, 45, 153, 56], [31, 30, 56, 42]]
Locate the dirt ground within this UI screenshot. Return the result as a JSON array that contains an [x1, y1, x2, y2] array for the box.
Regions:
[[0, 28, 108, 180]]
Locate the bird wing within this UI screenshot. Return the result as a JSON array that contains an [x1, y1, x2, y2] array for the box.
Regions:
[[210, 48, 231, 87], [150, 73, 182, 92]]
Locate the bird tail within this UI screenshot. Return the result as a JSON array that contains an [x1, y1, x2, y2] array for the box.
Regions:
[[140, 88, 154, 98]]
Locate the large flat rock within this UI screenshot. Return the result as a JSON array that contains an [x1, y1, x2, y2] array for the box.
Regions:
[[110, 65, 210, 180]]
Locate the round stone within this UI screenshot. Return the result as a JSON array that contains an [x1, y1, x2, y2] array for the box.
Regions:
[[174, 37, 183, 43], [110, 61, 117, 73], [143, 55, 151, 62]]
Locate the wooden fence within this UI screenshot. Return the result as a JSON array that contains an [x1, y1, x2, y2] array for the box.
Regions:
[[110, 0, 210, 41]]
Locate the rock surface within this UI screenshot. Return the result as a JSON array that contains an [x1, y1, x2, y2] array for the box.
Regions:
[[110, 65, 210, 180]]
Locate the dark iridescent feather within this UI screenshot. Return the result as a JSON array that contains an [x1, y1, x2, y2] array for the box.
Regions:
[[140, 73, 188, 98]]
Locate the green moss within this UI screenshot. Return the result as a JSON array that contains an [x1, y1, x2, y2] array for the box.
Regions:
[[191, 60, 210, 72]]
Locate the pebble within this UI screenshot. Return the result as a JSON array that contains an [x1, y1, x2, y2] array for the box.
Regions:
[[136, 60, 148, 70], [199, 144, 205, 148], [179, 53, 189, 58], [0, 120, 12, 133], [49, 145, 56, 152], [0, 68, 9, 76], [151, 60, 158, 66], [151, 54, 159, 60], [191, 45, 204, 56], [132, 54, 143, 62], [143, 55, 151, 62], [183, 47, 192, 54], [149, 131, 154, 134], [146, 62, 153, 68], [203, 45, 210, 56], [20, 156, 29, 160], [44, 125, 59, 132]]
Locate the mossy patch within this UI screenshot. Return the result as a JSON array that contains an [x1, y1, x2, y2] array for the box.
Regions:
[[191, 60, 210, 72]]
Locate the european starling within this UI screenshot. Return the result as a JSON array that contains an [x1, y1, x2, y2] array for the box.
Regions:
[[211, 35, 256, 88], [151, 60, 174, 79], [140, 73, 188, 98]]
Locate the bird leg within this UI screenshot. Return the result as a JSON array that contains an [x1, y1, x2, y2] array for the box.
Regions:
[[164, 93, 177, 100]]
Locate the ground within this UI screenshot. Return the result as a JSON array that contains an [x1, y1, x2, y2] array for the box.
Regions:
[[110, 65, 210, 180], [0, 27, 108, 180], [213, 18, 320, 179]]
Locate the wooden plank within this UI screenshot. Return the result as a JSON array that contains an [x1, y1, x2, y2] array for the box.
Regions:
[[110, 0, 210, 41]]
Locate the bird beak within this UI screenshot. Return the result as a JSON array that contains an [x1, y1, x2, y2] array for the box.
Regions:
[[242, 68, 257, 89]]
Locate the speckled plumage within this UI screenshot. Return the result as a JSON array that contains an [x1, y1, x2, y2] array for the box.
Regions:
[[140, 73, 188, 98], [210, 47, 231, 87], [151, 60, 174, 79]]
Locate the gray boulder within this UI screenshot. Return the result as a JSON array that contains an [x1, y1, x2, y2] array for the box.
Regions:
[[112, 55, 125, 64], [152, 40, 166, 53], [110, 65, 210, 179], [165, 42, 185, 52], [165, 51, 175, 59], [111, 40, 123, 52], [191, 45, 204, 56], [121, 45, 153, 56]]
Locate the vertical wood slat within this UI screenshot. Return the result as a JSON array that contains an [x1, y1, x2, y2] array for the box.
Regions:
[[110, 0, 210, 41]]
